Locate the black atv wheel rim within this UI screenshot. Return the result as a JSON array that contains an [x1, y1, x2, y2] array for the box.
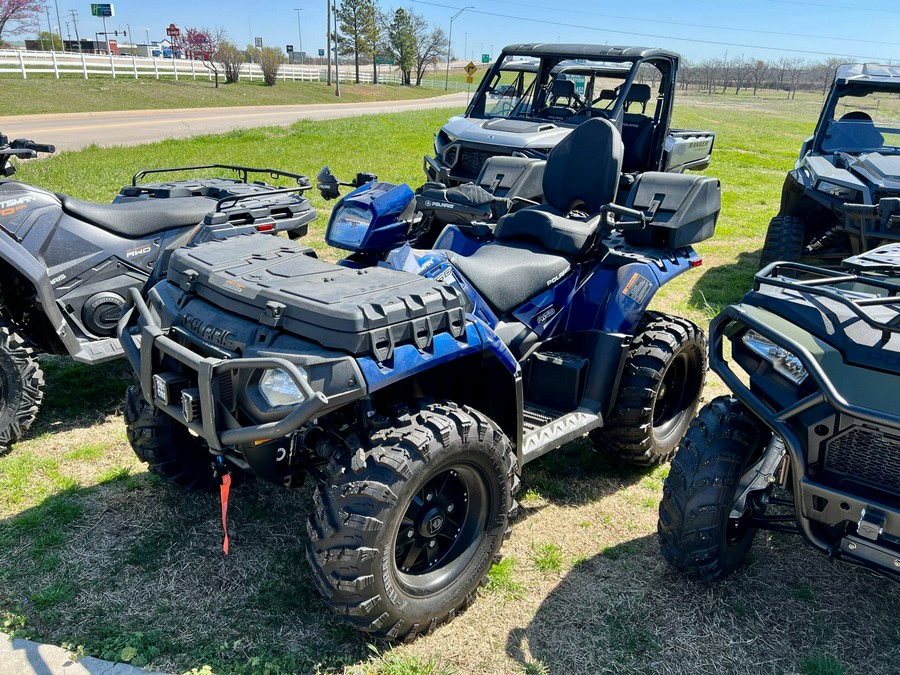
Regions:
[[653, 351, 698, 437], [394, 463, 490, 595]]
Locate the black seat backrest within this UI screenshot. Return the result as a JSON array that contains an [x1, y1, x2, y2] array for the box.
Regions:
[[621, 113, 654, 173], [542, 117, 624, 214], [624, 83, 652, 113], [551, 78, 576, 104]]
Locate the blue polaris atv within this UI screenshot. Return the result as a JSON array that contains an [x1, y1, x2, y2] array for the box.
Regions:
[[118, 118, 720, 639]]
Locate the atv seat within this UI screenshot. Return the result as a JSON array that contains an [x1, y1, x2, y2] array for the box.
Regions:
[[444, 118, 623, 315], [59, 194, 216, 238], [490, 117, 624, 256], [544, 79, 579, 120]]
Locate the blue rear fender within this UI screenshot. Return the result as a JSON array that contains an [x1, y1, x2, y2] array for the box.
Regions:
[[565, 249, 699, 336]]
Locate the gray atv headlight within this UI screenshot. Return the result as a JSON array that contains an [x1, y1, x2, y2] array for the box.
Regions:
[[259, 367, 306, 408], [817, 180, 860, 201], [742, 330, 808, 385]]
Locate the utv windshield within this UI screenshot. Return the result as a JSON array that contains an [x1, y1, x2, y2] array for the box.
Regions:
[[821, 86, 900, 153], [477, 54, 640, 123]]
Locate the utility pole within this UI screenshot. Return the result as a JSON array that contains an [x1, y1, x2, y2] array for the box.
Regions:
[[68, 10, 81, 53], [333, 0, 340, 96], [444, 8, 471, 91], [294, 9, 303, 65], [53, 0, 63, 51], [326, 0, 332, 85]]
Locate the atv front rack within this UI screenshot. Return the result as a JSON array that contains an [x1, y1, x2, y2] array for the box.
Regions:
[[118, 289, 328, 451]]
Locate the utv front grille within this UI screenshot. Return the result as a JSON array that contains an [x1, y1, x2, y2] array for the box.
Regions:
[[456, 148, 496, 179], [825, 425, 900, 494]]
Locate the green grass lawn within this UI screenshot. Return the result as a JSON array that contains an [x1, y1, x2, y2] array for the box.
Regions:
[[0, 76, 454, 116], [2, 90, 897, 675]]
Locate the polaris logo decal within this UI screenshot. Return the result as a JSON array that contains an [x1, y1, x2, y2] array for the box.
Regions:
[[181, 313, 237, 349], [536, 306, 556, 324], [126, 245, 153, 259], [0, 195, 35, 217], [424, 200, 455, 210], [546, 266, 570, 286], [432, 267, 454, 283], [50, 273, 66, 285]]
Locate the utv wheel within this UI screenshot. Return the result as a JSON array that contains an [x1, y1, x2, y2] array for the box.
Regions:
[[658, 396, 771, 580], [592, 312, 707, 466], [0, 323, 43, 455], [759, 215, 805, 268], [307, 402, 517, 640], [124, 386, 219, 491]]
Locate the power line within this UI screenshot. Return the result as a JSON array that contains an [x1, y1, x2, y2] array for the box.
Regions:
[[759, 0, 900, 14], [411, 0, 896, 62], [472, 0, 898, 48]]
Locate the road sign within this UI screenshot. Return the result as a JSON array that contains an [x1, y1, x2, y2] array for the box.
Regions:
[[165, 23, 180, 38], [481, 53, 490, 64], [464, 61, 478, 76], [318, 48, 325, 56], [376, 56, 395, 65], [91, 3, 114, 17], [254, 37, 263, 48], [286, 45, 294, 53], [466, 75, 473, 84]]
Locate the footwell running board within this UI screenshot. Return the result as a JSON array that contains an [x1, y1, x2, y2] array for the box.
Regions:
[[521, 409, 603, 465]]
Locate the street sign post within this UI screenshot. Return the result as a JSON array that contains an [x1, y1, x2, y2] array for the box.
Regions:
[[90, 4, 114, 17], [464, 61, 478, 77], [318, 48, 325, 57], [481, 53, 490, 64], [254, 37, 263, 48]]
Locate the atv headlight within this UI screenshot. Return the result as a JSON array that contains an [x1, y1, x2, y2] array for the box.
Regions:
[[741, 330, 808, 385], [328, 205, 372, 248], [817, 180, 860, 201], [259, 367, 306, 408]]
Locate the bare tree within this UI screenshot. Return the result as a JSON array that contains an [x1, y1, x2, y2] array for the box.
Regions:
[[696, 59, 719, 96], [253, 46, 283, 86], [0, 0, 41, 47], [409, 10, 445, 86], [183, 27, 228, 87], [217, 40, 244, 84], [732, 57, 754, 95], [778, 57, 806, 99], [747, 59, 769, 95], [814, 57, 843, 95]]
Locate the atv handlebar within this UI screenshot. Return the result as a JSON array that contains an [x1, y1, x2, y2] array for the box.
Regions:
[[11, 139, 56, 154]]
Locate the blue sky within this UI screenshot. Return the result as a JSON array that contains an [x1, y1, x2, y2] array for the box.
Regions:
[[46, 0, 900, 64]]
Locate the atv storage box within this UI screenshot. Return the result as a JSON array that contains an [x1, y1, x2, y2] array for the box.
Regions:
[[623, 172, 720, 248], [167, 234, 468, 361]]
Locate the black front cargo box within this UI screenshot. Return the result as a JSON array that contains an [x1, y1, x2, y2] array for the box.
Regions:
[[168, 234, 468, 361], [622, 172, 720, 249]]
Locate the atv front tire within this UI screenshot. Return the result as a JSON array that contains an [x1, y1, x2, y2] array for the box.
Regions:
[[759, 215, 805, 268], [307, 402, 517, 640], [658, 396, 770, 580], [124, 386, 219, 491], [0, 322, 43, 455], [592, 312, 706, 466]]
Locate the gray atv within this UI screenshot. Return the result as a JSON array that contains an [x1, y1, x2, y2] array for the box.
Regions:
[[761, 63, 900, 268], [0, 135, 315, 452], [661, 245, 900, 582]]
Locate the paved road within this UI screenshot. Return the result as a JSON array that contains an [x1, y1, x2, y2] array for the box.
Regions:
[[0, 633, 165, 675], [0, 92, 468, 152]]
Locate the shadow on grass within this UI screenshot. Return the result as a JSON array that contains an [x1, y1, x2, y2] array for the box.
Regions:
[[27, 356, 133, 437], [507, 531, 900, 674], [688, 248, 763, 318]]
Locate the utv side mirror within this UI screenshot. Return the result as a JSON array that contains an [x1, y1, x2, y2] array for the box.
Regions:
[[317, 166, 341, 201]]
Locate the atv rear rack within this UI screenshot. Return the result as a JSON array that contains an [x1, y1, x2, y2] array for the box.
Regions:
[[130, 164, 311, 188]]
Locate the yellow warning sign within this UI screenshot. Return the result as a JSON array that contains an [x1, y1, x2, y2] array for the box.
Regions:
[[464, 61, 478, 77], [466, 75, 474, 84]]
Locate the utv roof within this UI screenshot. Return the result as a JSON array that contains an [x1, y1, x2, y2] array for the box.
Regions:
[[499, 43, 680, 61], [835, 63, 900, 85]]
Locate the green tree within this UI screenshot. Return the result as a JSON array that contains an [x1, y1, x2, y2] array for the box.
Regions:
[[35, 31, 62, 51], [337, 0, 379, 84], [249, 45, 283, 86], [217, 40, 244, 84], [382, 8, 415, 86], [409, 11, 445, 86]]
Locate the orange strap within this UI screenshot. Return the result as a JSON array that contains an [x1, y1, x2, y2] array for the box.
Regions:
[[220, 473, 231, 555]]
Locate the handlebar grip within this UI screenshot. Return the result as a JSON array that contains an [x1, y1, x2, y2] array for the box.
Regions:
[[10, 139, 55, 154]]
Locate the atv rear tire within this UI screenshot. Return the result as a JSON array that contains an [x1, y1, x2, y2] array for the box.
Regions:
[[658, 396, 770, 580], [0, 323, 43, 455], [124, 386, 219, 491], [592, 312, 706, 466], [307, 402, 517, 640], [759, 215, 805, 268]]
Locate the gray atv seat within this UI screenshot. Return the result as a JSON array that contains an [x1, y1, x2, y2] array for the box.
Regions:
[[448, 242, 570, 315], [59, 194, 216, 238]]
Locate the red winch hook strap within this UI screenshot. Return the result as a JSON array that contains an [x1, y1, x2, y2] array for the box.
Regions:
[[220, 472, 232, 555]]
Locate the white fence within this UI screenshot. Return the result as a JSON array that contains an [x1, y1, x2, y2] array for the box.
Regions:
[[0, 50, 468, 91]]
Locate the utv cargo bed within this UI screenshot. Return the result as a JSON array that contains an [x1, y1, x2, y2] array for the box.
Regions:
[[168, 234, 468, 361]]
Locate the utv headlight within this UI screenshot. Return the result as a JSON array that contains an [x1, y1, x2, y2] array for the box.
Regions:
[[742, 330, 809, 385], [328, 205, 372, 248], [259, 367, 306, 408], [817, 180, 860, 201]]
